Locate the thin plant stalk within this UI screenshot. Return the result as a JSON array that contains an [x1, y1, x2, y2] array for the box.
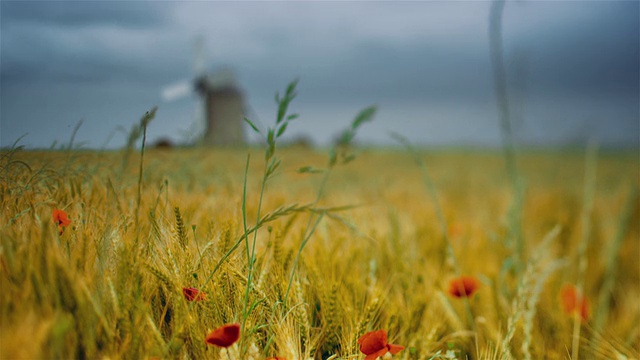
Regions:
[[593, 185, 638, 336], [284, 105, 377, 304], [489, 0, 524, 271], [572, 142, 598, 360], [391, 132, 477, 337], [240, 152, 272, 352], [284, 169, 331, 304], [135, 107, 156, 247]]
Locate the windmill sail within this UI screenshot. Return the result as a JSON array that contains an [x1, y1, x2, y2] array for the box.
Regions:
[[161, 81, 192, 102]]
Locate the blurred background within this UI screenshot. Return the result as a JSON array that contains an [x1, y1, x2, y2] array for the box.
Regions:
[[1, 1, 638, 149]]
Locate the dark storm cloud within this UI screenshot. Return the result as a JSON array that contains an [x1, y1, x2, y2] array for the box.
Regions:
[[1, 32, 184, 86], [1, 1, 168, 28], [512, 1, 639, 98], [1, 29, 137, 84], [1, 1, 181, 85], [301, 40, 494, 103]]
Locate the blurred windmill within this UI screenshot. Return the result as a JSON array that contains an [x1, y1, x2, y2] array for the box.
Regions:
[[161, 35, 246, 146]]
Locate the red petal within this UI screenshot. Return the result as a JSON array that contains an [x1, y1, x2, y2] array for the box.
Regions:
[[53, 209, 71, 227], [560, 285, 590, 321], [387, 343, 405, 355], [462, 276, 479, 296], [364, 348, 390, 360], [560, 285, 578, 314], [182, 287, 205, 301], [205, 323, 240, 347], [358, 330, 388, 355], [448, 276, 479, 298]]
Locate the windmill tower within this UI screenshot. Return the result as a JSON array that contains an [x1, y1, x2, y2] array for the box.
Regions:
[[195, 69, 246, 146], [161, 36, 246, 146]]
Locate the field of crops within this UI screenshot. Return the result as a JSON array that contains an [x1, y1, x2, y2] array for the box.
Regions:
[[1, 136, 638, 360]]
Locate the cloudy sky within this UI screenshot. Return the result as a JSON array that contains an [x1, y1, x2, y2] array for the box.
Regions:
[[1, 1, 638, 149]]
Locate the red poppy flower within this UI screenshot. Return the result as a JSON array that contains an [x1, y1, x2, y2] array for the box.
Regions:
[[53, 208, 71, 234], [560, 285, 590, 321], [448, 276, 480, 298], [182, 287, 206, 301], [358, 330, 404, 360], [205, 323, 240, 347]]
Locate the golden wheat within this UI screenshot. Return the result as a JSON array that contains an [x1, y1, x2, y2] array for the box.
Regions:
[[0, 147, 638, 359]]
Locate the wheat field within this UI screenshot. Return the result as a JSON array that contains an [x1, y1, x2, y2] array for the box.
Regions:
[[1, 133, 638, 360]]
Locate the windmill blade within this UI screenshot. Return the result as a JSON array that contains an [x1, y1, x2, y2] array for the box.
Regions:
[[193, 34, 206, 77], [161, 80, 192, 102], [191, 34, 209, 142]]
